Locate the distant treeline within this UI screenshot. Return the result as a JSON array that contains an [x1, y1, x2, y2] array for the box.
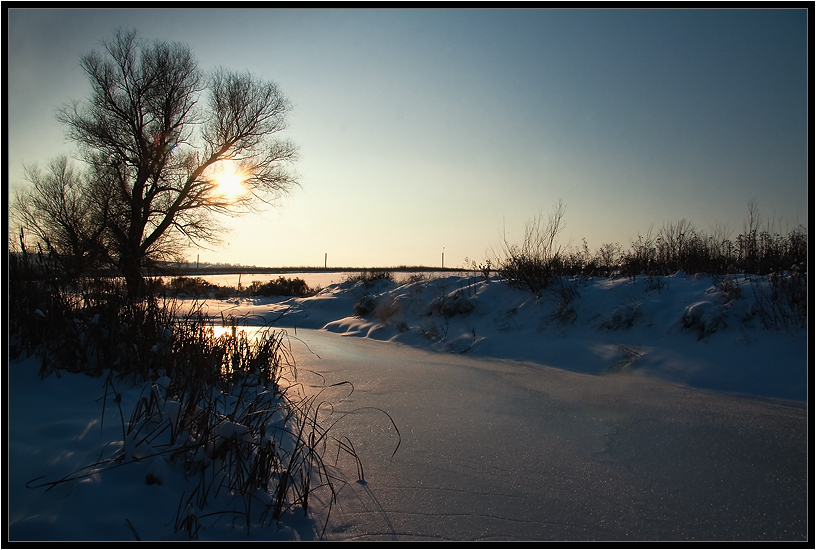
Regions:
[[151, 264, 463, 276]]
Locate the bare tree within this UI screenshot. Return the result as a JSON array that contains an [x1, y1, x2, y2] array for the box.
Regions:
[[50, 28, 298, 297], [12, 156, 109, 274]]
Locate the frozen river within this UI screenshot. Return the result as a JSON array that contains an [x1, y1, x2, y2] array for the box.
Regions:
[[284, 329, 806, 541]]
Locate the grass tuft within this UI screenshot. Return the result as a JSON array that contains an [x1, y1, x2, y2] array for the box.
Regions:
[[11, 247, 382, 540]]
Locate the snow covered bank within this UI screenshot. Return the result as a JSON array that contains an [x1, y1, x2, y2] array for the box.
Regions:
[[8, 354, 324, 541], [9, 271, 807, 541], [204, 272, 807, 402]]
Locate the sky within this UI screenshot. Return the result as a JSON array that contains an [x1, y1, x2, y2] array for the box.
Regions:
[[6, 8, 810, 268]]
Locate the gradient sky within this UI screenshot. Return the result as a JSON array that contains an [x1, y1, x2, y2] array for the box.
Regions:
[[7, 8, 809, 268]]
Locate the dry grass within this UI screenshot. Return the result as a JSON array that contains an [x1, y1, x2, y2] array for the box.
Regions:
[[11, 248, 391, 539]]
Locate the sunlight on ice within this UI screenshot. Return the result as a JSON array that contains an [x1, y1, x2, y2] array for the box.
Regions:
[[209, 325, 259, 339]]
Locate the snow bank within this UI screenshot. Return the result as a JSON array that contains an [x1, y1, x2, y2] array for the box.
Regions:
[[8, 271, 807, 542], [210, 272, 806, 401]]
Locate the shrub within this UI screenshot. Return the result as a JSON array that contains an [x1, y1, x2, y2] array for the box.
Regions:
[[497, 201, 567, 294], [749, 268, 807, 330], [374, 295, 404, 323], [498, 201, 810, 292], [349, 269, 395, 287], [9, 243, 178, 379], [464, 258, 493, 282], [620, 227, 658, 278], [599, 301, 642, 330], [353, 295, 377, 317], [681, 300, 726, 339], [169, 276, 217, 297], [592, 242, 622, 277], [547, 276, 580, 325], [644, 273, 666, 294], [213, 285, 233, 299], [427, 290, 475, 319], [401, 272, 428, 284], [248, 276, 314, 297], [712, 273, 742, 302]]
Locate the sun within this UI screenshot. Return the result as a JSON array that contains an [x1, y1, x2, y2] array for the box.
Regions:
[[211, 162, 247, 199]]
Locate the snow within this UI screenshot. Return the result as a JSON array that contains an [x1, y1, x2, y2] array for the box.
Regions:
[[206, 271, 806, 401], [8, 271, 808, 541]]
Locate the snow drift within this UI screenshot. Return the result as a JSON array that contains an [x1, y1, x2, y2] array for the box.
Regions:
[[207, 271, 807, 402]]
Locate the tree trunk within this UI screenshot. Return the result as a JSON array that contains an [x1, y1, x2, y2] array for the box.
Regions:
[[120, 253, 145, 300]]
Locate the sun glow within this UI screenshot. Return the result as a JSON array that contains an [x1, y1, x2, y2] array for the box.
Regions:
[[211, 162, 247, 199]]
